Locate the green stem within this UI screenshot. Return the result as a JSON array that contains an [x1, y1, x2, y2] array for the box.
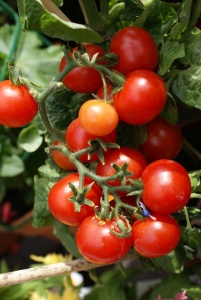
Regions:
[[37, 81, 66, 142], [0, 0, 21, 81], [190, 193, 201, 199], [183, 206, 192, 230], [188, 0, 201, 28], [78, 0, 103, 29]]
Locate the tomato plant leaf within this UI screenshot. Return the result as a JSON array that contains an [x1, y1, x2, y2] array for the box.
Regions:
[[16, 0, 104, 43], [185, 287, 201, 300], [149, 271, 191, 300], [0, 23, 63, 85], [151, 247, 186, 274], [18, 126, 43, 153], [181, 227, 201, 257], [172, 67, 201, 110], [159, 40, 185, 76], [0, 154, 24, 177], [159, 95, 178, 125], [33, 158, 66, 228], [53, 222, 81, 258]]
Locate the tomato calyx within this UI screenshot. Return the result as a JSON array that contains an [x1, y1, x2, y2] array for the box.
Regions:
[[68, 181, 97, 212]]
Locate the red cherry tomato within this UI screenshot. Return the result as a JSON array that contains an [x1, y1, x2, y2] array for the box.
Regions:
[[114, 70, 167, 125], [0, 80, 38, 127], [110, 26, 159, 75], [96, 147, 147, 193], [65, 118, 117, 162], [132, 213, 181, 258], [78, 99, 119, 136], [141, 159, 191, 214], [138, 117, 183, 163], [51, 140, 76, 171], [59, 44, 106, 93], [76, 214, 132, 264], [48, 173, 102, 226]]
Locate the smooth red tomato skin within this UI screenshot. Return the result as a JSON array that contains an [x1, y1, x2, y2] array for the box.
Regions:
[[59, 44, 105, 94], [76, 215, 132, 264], [78, 99, 119, 136], [65, 118, 117, 162], [0, 80, 38, 127], [132, 213, 180, 258], [96, 147, 147, 189], [139, 117, 183, 163], [110, 26, 159, 75], [141, 159, 191, 214], [51, 141, 76, 171], [114, 70, 167, 125], [48, 173, 102, 226]]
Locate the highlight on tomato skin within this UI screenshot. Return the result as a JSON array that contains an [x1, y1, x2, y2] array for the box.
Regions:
[[138, 117, 183, 163], [131, 213, 181, 258], [76, 214, 132, 264]]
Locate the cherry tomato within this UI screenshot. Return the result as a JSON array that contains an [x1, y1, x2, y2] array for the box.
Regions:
[[51, 140, 76, 171], [59, 44, 105, 93], [138, 117, 183, 163], [96, 147, 147, 193], [48, 173, 102, 226], [78, 99, 119, 136], [114, 70, 167, 125], [76, 214, 132, 264], [65, 118, 117, 163], [0, 80, 38, 127], [132, 213, 180, 258], [110, 26, 159, 75], [141, 159, 191, 214]]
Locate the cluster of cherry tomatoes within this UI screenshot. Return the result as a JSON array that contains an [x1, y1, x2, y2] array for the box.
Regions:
[[49, 26, 192, 264], [0, 25, 192, 264]]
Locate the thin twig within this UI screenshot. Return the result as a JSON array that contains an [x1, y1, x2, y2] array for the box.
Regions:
[[0, 251, 137, 288]]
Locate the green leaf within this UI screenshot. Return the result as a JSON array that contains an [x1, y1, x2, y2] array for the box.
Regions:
[[33, 158, 67, 227], [158, 40, 185, 75], [169, 0, 193, 40], [144, 0, 178, 44], [172, 67, 201, 110], [0, 179, 6, 202], [17, 0, 103, 43], [117, 122, 147, 148], [159, 94, 178, 125], [33, 176, 55, 228], [149, 271, 191, 300], [181, 227, 201, 257], [189, 170, 201, 193], [151, 247, 185, 274], [53, 222, 81, 258], [0, 23, 63, 85], [18, 125, 43, 153], [46, 87, 91, 130], [0, 154, 24, 177], [186, 287, 201, 300]]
